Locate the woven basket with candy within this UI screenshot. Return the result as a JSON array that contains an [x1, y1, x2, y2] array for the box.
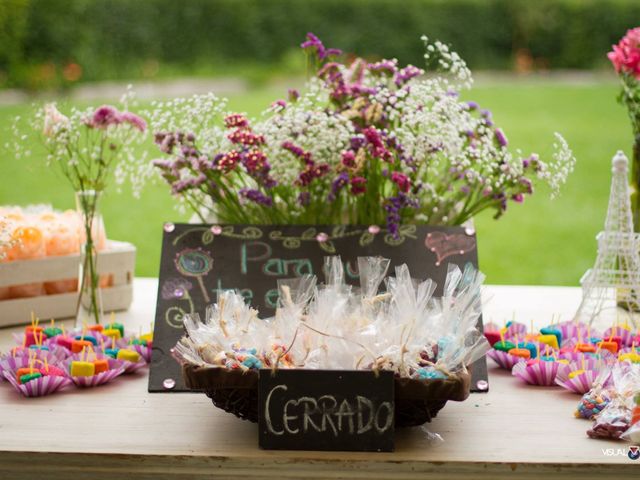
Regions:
[[173, 256, 489, 427]]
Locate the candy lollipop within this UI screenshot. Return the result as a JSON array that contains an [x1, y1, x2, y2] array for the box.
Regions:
[[174, 248, 213, 303]]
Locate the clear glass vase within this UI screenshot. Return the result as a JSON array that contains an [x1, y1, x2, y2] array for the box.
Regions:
[[75, 190, 104, 327]]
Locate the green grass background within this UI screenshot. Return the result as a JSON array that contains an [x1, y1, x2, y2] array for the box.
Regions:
[[0, 79, 631, 285]]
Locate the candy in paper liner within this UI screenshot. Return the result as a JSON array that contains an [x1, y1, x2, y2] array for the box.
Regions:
[[512, 360, 561, 386], [603, 327, 634, 347], [129, 343, 151, 363], [503, 322, 527, 339], [555, 370, 600, 394], [94, 351, 146, 374], [64, 357, 125, 388], [487, 349, 525, 370], [3, 370, 72, 397]]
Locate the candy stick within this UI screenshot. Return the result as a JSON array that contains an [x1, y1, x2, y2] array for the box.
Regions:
[[530, 319, 534, 335], [536, 342, 540, 359]]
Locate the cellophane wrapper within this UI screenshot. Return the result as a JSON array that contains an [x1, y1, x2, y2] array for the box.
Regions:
[[587, 363, 640, 439], [173, 256, 490, 381]]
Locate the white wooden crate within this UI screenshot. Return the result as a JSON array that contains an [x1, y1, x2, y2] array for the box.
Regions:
[[0, 240, 135, 327]]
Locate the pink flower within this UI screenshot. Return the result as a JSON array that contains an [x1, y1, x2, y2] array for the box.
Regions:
[[390, 172, 411, 193], [42, 103, 69, 137], [88, 105, 121, 128], [350, 176, 367, 195], [224, 114, 248, 129], [119, 111, 147, 132], [608, 27, 640, 79]]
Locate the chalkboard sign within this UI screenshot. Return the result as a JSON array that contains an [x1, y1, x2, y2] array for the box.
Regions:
[[258, 369, 394, 452], [149, 224, 487, 392]]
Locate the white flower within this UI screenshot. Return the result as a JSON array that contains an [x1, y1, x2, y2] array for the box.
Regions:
[[42, 103, 69, 137]]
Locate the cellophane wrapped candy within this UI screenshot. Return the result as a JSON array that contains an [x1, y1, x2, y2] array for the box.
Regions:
[[173, 256, 490, 380], [587, 363, 640, 439]]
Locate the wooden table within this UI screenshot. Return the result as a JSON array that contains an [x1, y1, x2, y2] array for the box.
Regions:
[[0, 279, 637, 479]]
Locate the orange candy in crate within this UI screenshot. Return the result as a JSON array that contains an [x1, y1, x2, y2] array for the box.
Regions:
[[0, 206, 110, 300]]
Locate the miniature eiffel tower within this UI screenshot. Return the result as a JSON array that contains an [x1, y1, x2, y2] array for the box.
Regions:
[[574, 151, 640, 327]]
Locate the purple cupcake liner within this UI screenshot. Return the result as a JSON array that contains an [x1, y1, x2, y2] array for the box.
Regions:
[[603, 327, 634, 347], [64, 357, 125, 388], [3, 371, 72, 397], [487, 349, 526, 370], [512, 361, 561, 386], [555, 370, 600, 394]]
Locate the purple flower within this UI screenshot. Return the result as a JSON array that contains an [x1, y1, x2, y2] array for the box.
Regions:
[[328, 172, 349, 201], [298, 191, 310, 206], [383, 193, 418, 237], [239, 188, 273, 207], [288, 89, 300, 102], [494, 128, 508, 147], [368, 59, 398, 76], [301, 33, 342, 60], [394, 65, 423, 86], [466, 101, 479, 111], [161, 278, 193, 300], [512, 193, 524, 203]]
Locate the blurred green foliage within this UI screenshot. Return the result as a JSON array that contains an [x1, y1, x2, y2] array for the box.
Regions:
[[1, 0, 639, 90]]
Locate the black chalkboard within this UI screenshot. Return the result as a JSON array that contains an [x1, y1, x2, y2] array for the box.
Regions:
[[258, 369, 394, 452], [149, 224, 488, 392]]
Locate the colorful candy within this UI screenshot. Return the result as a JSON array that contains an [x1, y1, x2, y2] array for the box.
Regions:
[[71, 340, 93, 353], [19, 372, 42, 384], [538, 334, 559, 350], [69, 361, 95, 377], [540, 327, 562, 348], [507, 348, 531, 359], [493, 340, 515, 352], [116, 349, 140, 362], [93, 359, 109, 374], [102, 328, 122, 339], [104, 322, 124, 338], [597, 341, 618, 354]]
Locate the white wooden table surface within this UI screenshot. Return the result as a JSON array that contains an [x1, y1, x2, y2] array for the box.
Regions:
[[0, 279, 637, 479]]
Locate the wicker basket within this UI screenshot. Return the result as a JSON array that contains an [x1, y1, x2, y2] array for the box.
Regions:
[[183, 364, 471, 427]]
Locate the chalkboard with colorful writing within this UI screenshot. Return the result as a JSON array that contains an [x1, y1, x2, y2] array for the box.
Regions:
[[149, 223, 486, 392]]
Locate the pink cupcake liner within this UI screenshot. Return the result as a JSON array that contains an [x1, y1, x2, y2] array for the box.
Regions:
[[603, 327, 634, 347], [556, 321, 598, 342], [129, 343, 151, 363], [487, 349, 526, 370], [512, 361, 561, 386], [555, 370, 600, 394], [88, 351, 146, 374], [619, 346, 640, 355], [64, 357, 125, 388], [3, 371, 72, 397], [556, 358, 604, 380], [504, 322, 527, 339]]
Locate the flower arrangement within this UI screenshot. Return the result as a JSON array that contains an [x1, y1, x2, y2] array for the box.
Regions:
[[11, 91, 147, 324], [149, 34, 574, 234], [609, 27, 640, 228]]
